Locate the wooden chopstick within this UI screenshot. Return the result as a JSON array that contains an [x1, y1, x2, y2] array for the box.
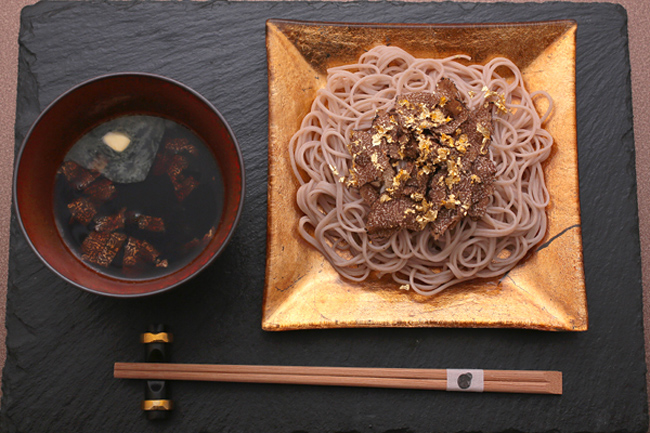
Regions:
[[114, 362, 561, 395]]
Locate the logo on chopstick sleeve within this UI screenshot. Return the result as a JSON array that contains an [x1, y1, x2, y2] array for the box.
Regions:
[[446, 369, 484, 392]]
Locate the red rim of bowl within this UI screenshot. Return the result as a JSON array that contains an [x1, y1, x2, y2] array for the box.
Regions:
[[13, 72, 246, 298]]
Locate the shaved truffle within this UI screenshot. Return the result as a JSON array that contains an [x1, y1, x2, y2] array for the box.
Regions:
[[346, 78, 498, 240]]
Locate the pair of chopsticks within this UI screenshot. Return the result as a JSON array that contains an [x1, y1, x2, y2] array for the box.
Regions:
[[114, 362, 562, 395]]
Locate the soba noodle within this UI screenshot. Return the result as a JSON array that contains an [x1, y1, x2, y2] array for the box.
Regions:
[[290, 46, 553, 296]]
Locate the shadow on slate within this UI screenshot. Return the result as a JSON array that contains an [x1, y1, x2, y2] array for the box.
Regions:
[[1, 1, 645, 432]]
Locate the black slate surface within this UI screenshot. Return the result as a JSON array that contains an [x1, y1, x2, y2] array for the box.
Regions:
[[1, 1, 645, 432]]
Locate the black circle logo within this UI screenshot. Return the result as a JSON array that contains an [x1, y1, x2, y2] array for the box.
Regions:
[[457, 373, 473, 389]]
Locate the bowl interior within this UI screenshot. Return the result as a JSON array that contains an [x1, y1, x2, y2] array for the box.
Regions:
[[14, 74, 244, 297]]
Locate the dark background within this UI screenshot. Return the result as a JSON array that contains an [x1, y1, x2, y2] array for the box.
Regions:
[[0, 1, 645, 432]]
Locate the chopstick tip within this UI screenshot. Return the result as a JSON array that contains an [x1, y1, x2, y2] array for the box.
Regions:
[[548, 371, 562, 395]]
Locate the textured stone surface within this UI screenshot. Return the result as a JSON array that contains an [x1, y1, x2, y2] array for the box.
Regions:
[[0, 1, 646, 432]]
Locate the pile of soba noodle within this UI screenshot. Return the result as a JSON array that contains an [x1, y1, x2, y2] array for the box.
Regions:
[[289, 45, 553, 296]]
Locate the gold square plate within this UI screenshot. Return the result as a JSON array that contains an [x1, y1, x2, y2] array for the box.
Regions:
[[263, 19, 586, 331]]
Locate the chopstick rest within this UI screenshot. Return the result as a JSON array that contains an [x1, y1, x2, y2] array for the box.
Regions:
[[141, 325, 173, 421]]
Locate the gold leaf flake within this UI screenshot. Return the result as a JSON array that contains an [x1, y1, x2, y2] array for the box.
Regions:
[[440, 133, 454, 147], [410, 192, 424, 202], [482, 85, 509, 114], [445, 159, 461, 187], [442, 194, 461, 209], [416, 209, 438, 229], [392, 169, 410, 187], [477, 123, 491, 145], [456, 134, 469, 153]]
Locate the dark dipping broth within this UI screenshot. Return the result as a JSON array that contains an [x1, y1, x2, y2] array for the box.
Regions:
[[54, 115, 224, 280]]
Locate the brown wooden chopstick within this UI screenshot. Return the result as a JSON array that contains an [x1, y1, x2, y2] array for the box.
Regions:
[[114, 362, 561, 395]]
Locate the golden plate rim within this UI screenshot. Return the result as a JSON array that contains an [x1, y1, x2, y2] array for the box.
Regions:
[[263, 18, 586, 332]]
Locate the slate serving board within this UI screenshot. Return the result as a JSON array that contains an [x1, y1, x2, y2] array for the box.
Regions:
[[1, 1, 645, 432]]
